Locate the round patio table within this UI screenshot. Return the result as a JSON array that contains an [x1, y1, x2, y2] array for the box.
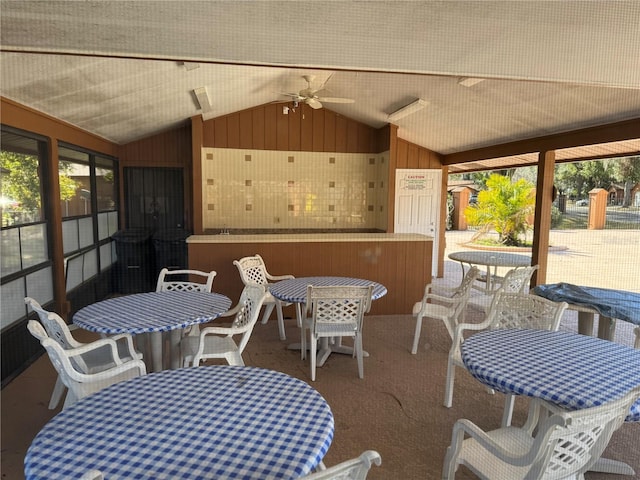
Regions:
[[74, 291, 231, 372], [448, 250, 531, 291], [25, 365, 334, 480]]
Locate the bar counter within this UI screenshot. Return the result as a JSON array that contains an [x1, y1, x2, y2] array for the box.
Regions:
[[187, 233, 433, 316]]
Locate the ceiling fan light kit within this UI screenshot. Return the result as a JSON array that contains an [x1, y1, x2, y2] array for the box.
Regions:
[[387, 98, 428, 122]]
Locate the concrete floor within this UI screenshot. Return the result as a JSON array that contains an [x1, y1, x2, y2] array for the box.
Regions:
[[2, 229, 639, 479]]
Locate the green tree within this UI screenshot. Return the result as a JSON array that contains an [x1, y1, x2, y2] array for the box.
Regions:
[[611, 156, 640, 207], [464, 173, 535, 246], [1, 151, 41, 211]]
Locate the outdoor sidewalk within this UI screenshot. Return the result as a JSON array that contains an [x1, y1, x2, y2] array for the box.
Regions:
[[443, 228, 640, 293], [438, 228, 639, 348]]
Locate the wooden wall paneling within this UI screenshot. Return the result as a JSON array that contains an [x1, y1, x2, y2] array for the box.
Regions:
[[333, 115, 345, 152], [396, 139, 408, 169], [300, 104, 314, 151], [323, 112, 336, 152], [213, 118, 228, 148], [191, 116, 204, 233], [418, 149, 430, 169], [276, 105, 289, 150], [407, 143, 419, 168], [227, 114, 240, 149], [239, 110, 253, 149], [203, 118, 215, 146], [163, 129, 179, 164], [376, 125, 391, 154], [312, 109, 325, 151], [288, 107, 301, 151], [346, 119, 359, 153], [264, 104, 278, 150], [358, 124, 373, 153], [387, 124, 399, 231], [296, 242, 333, 276], [252, 108, 265, 149]]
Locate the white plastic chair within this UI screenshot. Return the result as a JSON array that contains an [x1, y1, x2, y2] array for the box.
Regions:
[[79, 470, 103, 480], [155, 268, 217, 337], [467, 265, 538, 314], [155, 267, 217, 293], [303, 450, 381, 479], [302, 285, 373, 381], [442, 386, 640, 480], [24, 297, 142, 409], [233, 254, 294, 340], [444, 292, 568, 424], [27, 320, 147, 409], [411, 266, 480, 354], [180, 284, 268, 366]]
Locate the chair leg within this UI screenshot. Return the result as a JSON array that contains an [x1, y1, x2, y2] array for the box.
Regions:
[[226, 352, 245, 366], [300, 325, 307, 360], [275, 301, 286, 341], [502, 394, 515, 427], [444, 358, 456, 408], [48, 376, 66, 409], [411, 315, 423, 354], [355, 334, 364, 379], [310, 335, 318, 381], [261, 303, 275, 324]]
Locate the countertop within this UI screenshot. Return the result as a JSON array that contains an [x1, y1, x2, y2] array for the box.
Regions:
[[187, 233, 433, 244]]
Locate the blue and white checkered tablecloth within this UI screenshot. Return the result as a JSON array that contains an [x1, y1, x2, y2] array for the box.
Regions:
[[270, 277, 387, 304], [461, 329, 640, 422], [74, 291, 232, 334], [25, 366, 334, 479]]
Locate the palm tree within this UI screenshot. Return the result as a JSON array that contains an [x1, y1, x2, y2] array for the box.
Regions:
[[464, 174, 535, 246]]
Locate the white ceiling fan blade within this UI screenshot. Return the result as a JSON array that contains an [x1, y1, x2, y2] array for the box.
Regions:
[[317, 97, 355, 104], [281, 92, 304, 101], [305, 98, 323, 109]]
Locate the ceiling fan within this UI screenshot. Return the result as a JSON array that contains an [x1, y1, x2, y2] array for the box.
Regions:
[[281, 75, 355, 110]]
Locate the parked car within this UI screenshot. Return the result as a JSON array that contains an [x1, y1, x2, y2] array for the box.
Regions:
[[576, 199, 588, 206]]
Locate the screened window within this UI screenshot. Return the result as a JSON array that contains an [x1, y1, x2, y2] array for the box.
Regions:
[[58, 145, 118, 292], [1, 128, 52, 329]]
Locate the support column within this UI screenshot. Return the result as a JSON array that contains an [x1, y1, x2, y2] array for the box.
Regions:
[[531, 150, 555, 287]]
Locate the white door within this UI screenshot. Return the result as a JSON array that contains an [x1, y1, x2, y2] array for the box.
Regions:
[[394, 169, 441, 276]]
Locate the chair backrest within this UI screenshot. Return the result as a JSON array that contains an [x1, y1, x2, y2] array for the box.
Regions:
[[233, 254, 270, 286], [156, 268, 216, 292], [231, 284, 268, 352], [25, 297, 80, 350], [527, 386, 640, 479], [306, 285, 373, 336], [498, 265, 539, 294], [452, 266, 481, 299], [302, 450, 381, 479], [485, 291, 567, 331], [27, 320, 145, 406]]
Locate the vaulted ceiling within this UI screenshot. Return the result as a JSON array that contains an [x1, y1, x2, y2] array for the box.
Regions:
[[1, 1, 639, 172]]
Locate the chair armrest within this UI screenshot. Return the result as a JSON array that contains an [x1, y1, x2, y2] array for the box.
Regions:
[[65, 338, 124, 365], [219, 303, 242, 318], [110, 333, 142, 360], [265, 273, 295, 281], [450, 419, 534, 468], [82, 358, 147, 382], [199, 325, 247, 336]]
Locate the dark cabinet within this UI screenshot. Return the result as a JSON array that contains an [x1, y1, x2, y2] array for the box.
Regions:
[[124, 167, 184, 232]]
